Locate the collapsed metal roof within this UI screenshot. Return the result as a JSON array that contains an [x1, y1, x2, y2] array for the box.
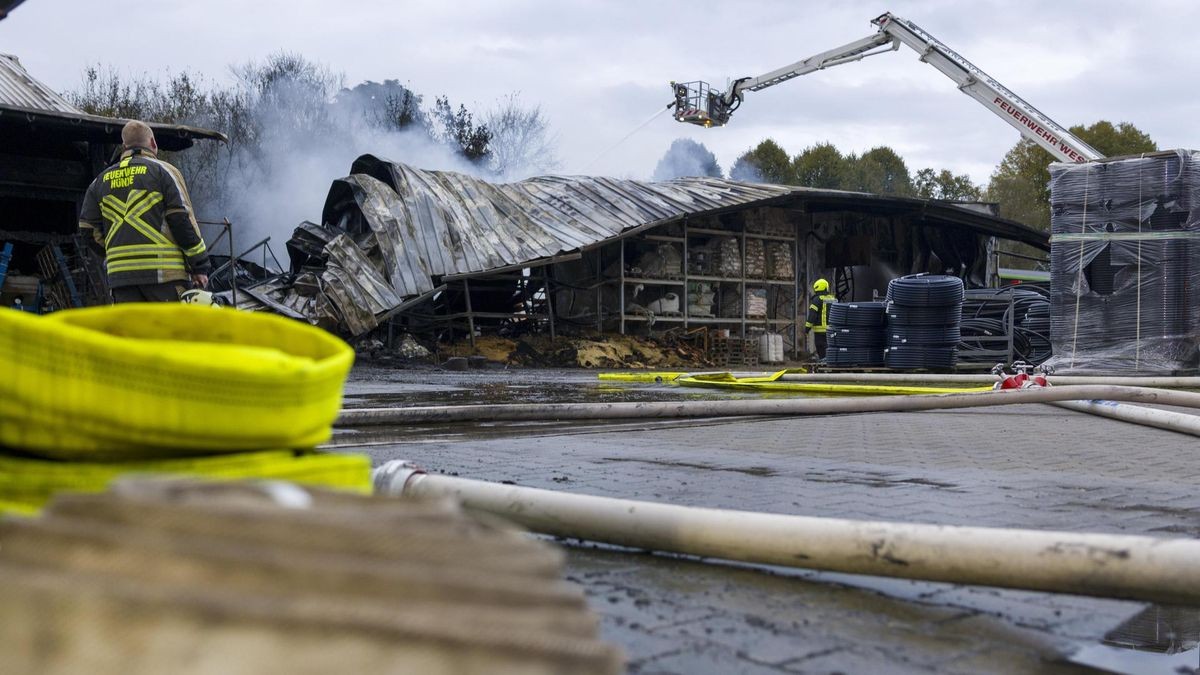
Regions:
[[0, 53, 226, 151], [321, 155, 800, 299], [325, 155, 1046, 297], [244, 155, 1048, 335]]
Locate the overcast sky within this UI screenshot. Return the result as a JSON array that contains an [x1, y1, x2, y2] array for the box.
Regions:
[[3, 0, 1197, 186]]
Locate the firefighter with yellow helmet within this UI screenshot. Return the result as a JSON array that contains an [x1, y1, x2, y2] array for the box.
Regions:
[[804, 278, 837, 359]]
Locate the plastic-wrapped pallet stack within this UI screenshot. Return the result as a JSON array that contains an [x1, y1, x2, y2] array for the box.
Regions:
[[745, 287, 767, 318], [1045, 150, 1200, 374], [884, 275, 964, 370]]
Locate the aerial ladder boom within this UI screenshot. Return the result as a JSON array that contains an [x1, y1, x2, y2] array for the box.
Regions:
[[671, 12, 1102, 163]]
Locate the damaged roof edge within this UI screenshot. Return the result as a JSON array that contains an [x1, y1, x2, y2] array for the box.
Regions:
[[0, 54, 226, 151], [0, 104, 228, 151]]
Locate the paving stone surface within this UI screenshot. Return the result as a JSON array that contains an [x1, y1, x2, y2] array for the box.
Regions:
[[340, 366, 1200, 673]]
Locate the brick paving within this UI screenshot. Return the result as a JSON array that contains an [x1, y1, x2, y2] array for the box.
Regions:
[[339, 367, 1200, 673]]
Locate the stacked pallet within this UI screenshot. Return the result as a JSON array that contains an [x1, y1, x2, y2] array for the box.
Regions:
[[744, 238, 766, 277], [0, 479, 622, 675], [745, 287, 768, 318], [766, 242, 794, 280], [711, 335, 760, 368], [715, 237, 742, 277]]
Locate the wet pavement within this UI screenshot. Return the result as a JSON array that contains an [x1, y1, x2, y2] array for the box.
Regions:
[[336, 365, 1200, 674]]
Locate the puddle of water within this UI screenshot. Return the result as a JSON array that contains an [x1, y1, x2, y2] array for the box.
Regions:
[[1068, 604, 1200, 674]]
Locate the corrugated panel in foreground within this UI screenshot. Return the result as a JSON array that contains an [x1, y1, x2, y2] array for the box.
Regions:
[[323, 155, 795, 299]]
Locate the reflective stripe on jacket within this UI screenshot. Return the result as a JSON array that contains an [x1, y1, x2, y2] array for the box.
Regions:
[[805, 293, 837, 332], [78, 148, 210, 288]]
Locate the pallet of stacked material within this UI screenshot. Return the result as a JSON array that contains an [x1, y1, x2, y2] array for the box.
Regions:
[[1046, 150, 1200, 374], [766, 242, 794, 280], [745, 239, 766, 278], [0, 479, 623, 675], [715, 237, 742, 277], [710, 336, 759, 368], [746, 287, 767, 318], [631, 243, 683, 279]]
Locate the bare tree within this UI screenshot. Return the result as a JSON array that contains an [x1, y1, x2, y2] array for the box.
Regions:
[[484, 93, 560, 179]]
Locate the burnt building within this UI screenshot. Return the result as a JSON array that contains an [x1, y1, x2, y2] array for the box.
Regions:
[[239, 154, 1049, 360]]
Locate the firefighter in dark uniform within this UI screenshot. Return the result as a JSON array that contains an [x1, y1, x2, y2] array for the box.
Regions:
[[79, 120, 210, 302], [804, 278, 837, 360]]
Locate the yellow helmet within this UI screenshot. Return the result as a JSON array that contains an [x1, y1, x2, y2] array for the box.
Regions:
[[812, 278, 829, 293]]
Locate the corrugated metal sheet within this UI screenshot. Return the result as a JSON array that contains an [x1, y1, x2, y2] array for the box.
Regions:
[[323, 155, 796, 299], [0, 52, 227, 149], [0, 53, 80, 113]]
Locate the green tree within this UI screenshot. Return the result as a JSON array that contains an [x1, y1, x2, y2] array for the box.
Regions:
[[433, 96, 492, 165], [792, 142, 848, 189], [844, 146, 913, 195], [729, 139, 794, 184], [987, 121, 1157, 230], [914, 168, 982, 201]]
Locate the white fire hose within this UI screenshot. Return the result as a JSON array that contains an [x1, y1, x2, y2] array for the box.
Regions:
[[338, 385, 1200, 426], [373, 461, 1200, 605]]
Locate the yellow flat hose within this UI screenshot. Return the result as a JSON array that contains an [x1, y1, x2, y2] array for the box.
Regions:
[[0, 304, 354, 460], [597, 372, 686, 383], [0, 450, 371, 515], [675, 371, 992, 395]]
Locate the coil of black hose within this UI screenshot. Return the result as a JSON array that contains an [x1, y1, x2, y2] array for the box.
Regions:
[[826, 327, 886, 348], [884, 345, 958, 369], [957, 286, 1052, 365], [886, 325, 962, 346], [825, 347, 885, 366], [885, 303, 963, 326], [827, 302, 886, 327], [886, 275, 965, 307]]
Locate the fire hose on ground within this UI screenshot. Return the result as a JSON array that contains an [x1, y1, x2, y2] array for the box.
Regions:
[[373, 462, 1200, 606], [777, 372, 1200, 387], [336, 385, 1200, 427]]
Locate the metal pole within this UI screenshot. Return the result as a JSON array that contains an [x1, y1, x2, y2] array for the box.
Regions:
[[226, 219, 236, 305], [595, 251, 602, 334], [619, 240, 625, 335], [463, 278, 476, 350], [543, 266, 556, 340]]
